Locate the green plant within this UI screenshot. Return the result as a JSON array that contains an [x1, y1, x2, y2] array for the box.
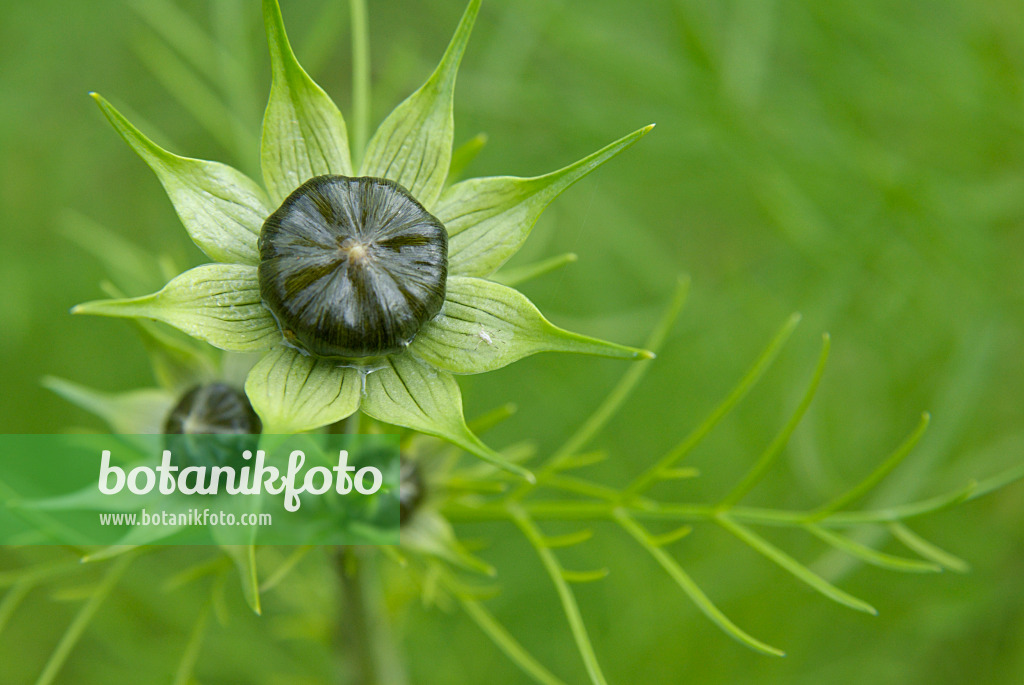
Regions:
[[73, 0, 654, 484], [2, 1, 1021, 684]]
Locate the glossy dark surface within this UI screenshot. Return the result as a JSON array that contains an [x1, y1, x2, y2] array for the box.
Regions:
[[163, 383, 262, 470], [258, 175, 448, 359], [164, 383, 262, 435]]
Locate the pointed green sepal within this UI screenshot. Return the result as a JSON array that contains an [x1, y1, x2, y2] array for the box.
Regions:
[[243, 346, 361, 433], [408, 276, 652, 374], [361, 354, 533, 481], [261, 0, 353, 204], [72, 264, 281, 353], [360, 0, 481, 207], [91, 93, 268, 265], [438, 124, 654, 276]]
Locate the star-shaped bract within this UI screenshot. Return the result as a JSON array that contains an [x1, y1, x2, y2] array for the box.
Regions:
[[75, 0, 654, 478]]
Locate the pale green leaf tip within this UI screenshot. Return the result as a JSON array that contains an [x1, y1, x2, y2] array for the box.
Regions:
[[80, 546, 132, 563], [639, 349, 656, 360], [89, 92, 112, 113], [71, 301, 112, 316], [642, 123, 657, 133]]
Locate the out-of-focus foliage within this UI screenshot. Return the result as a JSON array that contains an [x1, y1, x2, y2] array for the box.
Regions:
[[0, 0, 1021, 683]]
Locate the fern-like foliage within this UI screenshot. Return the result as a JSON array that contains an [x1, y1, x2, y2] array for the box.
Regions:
[[428, 279, 1024, 682], [3, 2, 1021, 684]]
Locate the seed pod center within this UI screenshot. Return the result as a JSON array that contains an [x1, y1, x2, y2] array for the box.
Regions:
[[258, 175, 448, 359]]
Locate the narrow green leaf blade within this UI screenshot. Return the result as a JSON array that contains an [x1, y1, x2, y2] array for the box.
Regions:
[[718, 332, 831, 509], [438, 125, 654, 277], [492, 252, 577, 287], [170, 600, 212, 685], [261, 0, 352, 204], [542, 529, 594, 549], [57, 211, 165, 295], [360, 0, 480, 207], [42, 377, 173, 434], [361, 354, 532, 480], [650, 525, 693, 547], [0, 579, 32, 637], [259, 546, 313, 593], [130, 35, 252, 167], [810, 412, 931, 520], [512, 508, 609, 685], [626, 311, 799, 496], [717, 515, 878, 615], [91, 93, 267, 265], [73, 264, 281, 353], [805, 523, 942, 573], [408, 276, 651, 374], [823, 481, 977, 524], [888, 522, 970, 573], [613, 510, 784, 656], [447, 132, 488, 185], [220, 544, 262, 614], [451, 588, 568, 685], [34, 555, 133, 685], [244, 346, 361, 433], [968, 460, 1024, 500], [560, 568, 609, 584]]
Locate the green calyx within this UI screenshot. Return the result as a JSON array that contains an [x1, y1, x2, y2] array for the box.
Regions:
[[76, 0, 655, 482]]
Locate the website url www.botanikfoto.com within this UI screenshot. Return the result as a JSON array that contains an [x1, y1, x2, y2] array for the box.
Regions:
[[99, 509, 272, 528]]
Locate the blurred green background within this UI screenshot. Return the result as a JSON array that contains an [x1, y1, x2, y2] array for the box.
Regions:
[[1, 0, 1022, 683]]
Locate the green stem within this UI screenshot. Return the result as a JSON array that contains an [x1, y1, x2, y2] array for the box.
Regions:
[[350, 0, 370, 166], [442, 482, 976, 526], [335, 548, 406, 685], [36, 554, 133, 685]]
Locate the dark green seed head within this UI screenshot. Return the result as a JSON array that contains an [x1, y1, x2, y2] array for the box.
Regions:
[[164, 383, 262, 436], [164, 383, 261, 471], [258, 175, 448, 360]]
